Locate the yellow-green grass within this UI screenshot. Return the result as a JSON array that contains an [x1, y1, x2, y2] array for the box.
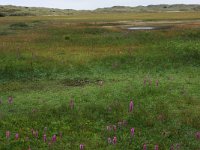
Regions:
[[1, 12, 200, 23]]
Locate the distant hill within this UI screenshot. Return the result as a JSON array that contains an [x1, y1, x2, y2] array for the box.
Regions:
[[0, 5, 78, 17], [95, 4, 200, 12], [0, 4, 200, 17]]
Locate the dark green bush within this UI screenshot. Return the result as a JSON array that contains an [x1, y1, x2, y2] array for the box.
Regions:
[[10, 22, 29, 30], [9, 12, 34, 16], [0, 31, 10, 36], [64, 36, 70, 40], [0, 12, 6, 17]]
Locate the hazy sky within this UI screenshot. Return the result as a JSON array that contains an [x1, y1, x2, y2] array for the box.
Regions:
[[1, 0, 200, 10]]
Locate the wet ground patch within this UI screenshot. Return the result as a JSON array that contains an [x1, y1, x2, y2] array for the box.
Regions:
[[61, 78, 103, 87], [127, 26, 172, 30]]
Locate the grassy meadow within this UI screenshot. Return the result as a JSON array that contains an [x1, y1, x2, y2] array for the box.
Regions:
[[0, 12, 200, 149]]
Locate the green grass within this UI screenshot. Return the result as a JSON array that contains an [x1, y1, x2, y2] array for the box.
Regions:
[[0, 15, 200, 150]]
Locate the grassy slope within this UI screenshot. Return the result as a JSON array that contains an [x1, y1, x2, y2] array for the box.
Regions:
[[0, 5, 77, 16], [0, 13, 200, 149]]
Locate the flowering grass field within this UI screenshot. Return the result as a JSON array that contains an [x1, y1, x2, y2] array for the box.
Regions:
[[0, 13, 200, 149]]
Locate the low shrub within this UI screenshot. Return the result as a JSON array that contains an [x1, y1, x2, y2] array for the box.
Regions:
[[9, 22, 29, 30], [0, 12, 6, 17]]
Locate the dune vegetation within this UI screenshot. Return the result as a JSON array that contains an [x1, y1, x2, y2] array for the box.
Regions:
[[0, 13, 200, 149]]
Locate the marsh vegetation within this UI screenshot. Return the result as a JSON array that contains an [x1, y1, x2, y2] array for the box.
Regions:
[[0, 13, 200, 149]]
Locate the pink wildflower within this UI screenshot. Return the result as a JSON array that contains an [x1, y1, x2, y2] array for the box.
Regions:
[[6, 131, 10, 139], [35, 131, 38, 138], [196, 132, 200, 140], [143, 144, 147, 150], [113, 136, 117, 144], [8, 96, 13, 104], [80, 144, 84, 150], [52, 134, 56, 142], [43, 134, 47, 142], [15, 133, 19, 140], [131, 128, 135, 137], [155, 144, 159, 150], [170, 145, 174, 150], [129, 100, 133, 112]]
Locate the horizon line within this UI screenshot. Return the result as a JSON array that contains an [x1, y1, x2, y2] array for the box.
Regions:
[[1, 3, 200, 11]]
